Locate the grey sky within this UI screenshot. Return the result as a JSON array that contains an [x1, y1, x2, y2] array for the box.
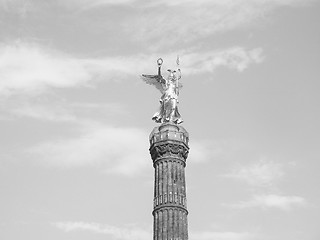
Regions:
[[1, 0, 320, 240]]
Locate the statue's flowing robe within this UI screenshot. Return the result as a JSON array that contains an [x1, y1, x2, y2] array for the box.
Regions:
[[152, 79, 183, 124]]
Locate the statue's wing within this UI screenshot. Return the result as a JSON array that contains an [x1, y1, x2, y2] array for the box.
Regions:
[[141, 74, 165, 94]]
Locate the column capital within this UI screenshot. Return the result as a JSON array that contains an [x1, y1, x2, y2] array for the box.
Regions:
[[149, 123, 189, 162], [150, 142, 189, 162]]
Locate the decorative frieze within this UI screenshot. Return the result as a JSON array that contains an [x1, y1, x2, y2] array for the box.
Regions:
[[150, 142, 189, 162]]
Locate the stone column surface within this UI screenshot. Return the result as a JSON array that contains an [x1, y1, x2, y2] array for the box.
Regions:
[[149, 122, 189, 240]]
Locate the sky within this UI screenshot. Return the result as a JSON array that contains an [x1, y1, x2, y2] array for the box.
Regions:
[[0, 0, 320, 240]]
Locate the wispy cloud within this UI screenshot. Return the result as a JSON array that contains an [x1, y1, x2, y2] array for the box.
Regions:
[[0, 42, 92, 96], [181, 47, 264, 74], [10, 102, 76, 122], [223, 159, 307, 211], [226, 194, 306, 211], [28, 122, 150, 176], [0, 41, 151, 96], [190, 230, 254, 240], [188, 139, 230, 164], [60, 0, 317, 9], [60, 0, 136, 9], [54, 221, 254, 240], [146, 0, 316, 7], [0, 42, 263, 97], [223, 158, 284, 188], [54, 221, 151, 240], [5, 99, 127, 122], [0, 0, 33, 15], [122, 0, 316, 48], [2, 0, 316, 53]]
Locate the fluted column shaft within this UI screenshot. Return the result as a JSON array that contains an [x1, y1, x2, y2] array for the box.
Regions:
[[150, 123, 189, 240]]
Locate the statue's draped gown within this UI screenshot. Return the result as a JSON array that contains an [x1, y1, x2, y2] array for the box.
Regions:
[[152, 78, 183, 124]]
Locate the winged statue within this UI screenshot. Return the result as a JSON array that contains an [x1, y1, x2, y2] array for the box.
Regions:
[[142, 58, 183, 124]]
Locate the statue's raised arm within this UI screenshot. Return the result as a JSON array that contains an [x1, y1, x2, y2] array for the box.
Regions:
[[141, 58, 166, 93], [142, 58, 183, 124]]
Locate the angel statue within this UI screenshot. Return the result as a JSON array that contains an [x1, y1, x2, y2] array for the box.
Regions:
[[142, 57, 183, 124]]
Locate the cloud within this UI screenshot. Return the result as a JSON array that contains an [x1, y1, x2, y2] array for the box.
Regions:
[[122, 0, 316, 48], [9, 102, 76, 122], [181, 47, 264, 74], [147, 0, 314, 7], [188, 139, 227, 164], [0, 42, 263, 97], [53, 222, 254, 240], [223, 158, 284, 188], [223, 159, 307, 211], [5, 98, 128, 122], [190, 231, 254, 240], [54, 221, 151, 240], [0, 42, 153, 96], [0, 0, 32, 14], [62, 0, 136, 9], [226, 194, 306, 211], [0, 42, 92, 96], [2, 0, 316, 52], [54, 221, 254, 240], [60, 0, 316, 9], [28, 123, 150, 176], [28, 122, 227, 174]]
